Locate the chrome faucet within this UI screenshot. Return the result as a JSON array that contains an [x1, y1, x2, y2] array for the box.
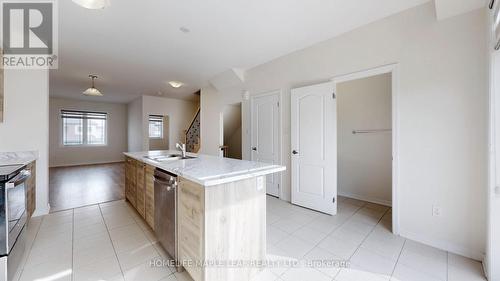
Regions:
[[176, 143, 186, 158]]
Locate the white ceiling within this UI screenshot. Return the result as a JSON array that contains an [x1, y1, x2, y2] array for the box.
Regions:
[[51, 0, 432, 103], [435, 0, 486, 20]]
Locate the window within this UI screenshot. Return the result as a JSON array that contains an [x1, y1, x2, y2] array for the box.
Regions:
[[149, 115, 163, 139], [61, 110, 107, 146]]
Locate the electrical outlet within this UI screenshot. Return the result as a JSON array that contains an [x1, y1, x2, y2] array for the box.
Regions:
[[432, 206, 442, 217]]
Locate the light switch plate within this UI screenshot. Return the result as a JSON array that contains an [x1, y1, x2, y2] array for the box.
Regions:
[[257, 177, 264, 191], [432, 206, 442, 217]]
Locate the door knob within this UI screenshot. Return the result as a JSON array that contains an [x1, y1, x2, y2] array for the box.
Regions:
[[292, 150, 299, 155], [252, 147, 257, 151]]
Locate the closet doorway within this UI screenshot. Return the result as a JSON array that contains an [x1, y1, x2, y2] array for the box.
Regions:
[[333, 64, 400, 234], [221, 103, 242, 159]]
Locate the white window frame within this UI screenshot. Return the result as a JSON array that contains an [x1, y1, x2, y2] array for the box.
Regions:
[[61, 110, 108, 147], [149, 115, 164, 139]]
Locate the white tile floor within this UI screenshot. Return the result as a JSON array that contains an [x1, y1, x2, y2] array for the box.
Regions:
[[13, 196, 486, 281]]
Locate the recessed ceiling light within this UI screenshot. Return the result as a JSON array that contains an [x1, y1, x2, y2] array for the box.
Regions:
[[179, 26, 190, 33], [72, 0, 110, 9], [168, 81, 184, 88]]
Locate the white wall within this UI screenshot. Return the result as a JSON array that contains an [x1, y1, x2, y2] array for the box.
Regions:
[[435, 0, 486, 20], [127, 97, 143, 152], [200, 85, 223, 156], [337, 74, 392, 206], [141, 96, 197, 151], [0, 69, 50, 216], [238, 3, 488, 260], [49, 98, 127, 167], [200, 85, 243, 156]]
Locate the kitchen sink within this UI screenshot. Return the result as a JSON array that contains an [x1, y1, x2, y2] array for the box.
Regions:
[[144, 154, 197, 162]]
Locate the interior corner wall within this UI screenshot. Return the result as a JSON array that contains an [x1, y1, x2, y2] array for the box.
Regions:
[[200, 85, 222, 156], [127, 97, 143, 152], [49, 98, 128, 167], [200, 85, 244, 156], [141, 96, 197, 151], [241, 3, 488, 260], [337, 74, 392, 206], [0, 69, 50, 216]]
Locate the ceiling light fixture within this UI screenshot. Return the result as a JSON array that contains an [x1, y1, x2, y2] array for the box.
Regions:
[[72, 0, 110, 10], [168, 81, 184, 88], [179, 26, 190, 33], [83, 75, 103, 96]]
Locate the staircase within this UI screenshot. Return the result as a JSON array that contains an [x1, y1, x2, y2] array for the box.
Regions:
[[185, 108, 200, 153]]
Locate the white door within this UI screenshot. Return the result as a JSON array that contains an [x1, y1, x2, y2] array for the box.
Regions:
[[291, 82, 337, 215], [251, 92, 280, 197]]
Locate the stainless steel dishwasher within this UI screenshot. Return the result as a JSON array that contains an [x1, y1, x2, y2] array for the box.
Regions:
[[154, 168, 178, 263]]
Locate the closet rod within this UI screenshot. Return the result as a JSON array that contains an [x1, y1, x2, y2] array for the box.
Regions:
[[352, 129, 392, 134]]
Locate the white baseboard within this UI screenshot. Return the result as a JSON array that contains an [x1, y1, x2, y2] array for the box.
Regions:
[[400, 229, 485, 261], [32, 203, 50, 217], [339, 192, 392, 207], [49, 160, 124, 168]]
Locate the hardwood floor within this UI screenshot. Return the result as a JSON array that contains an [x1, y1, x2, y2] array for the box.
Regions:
[[49, 162, 125, 212]]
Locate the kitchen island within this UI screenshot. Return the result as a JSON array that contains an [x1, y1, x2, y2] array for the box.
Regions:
[[123, 150, 285, 281]]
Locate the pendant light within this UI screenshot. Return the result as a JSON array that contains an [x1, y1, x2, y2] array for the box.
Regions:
[[168, 81, 184, 88], [72, 0, 110, 10], [83, 75, 103, 97]]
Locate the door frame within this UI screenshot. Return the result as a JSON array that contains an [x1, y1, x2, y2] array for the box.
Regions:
[[250, 90, 284, 199], [331, 63, 401, 235], [487, 2, 500, 278], [219, 111, 224, 157], [487, 49, 498, 281]]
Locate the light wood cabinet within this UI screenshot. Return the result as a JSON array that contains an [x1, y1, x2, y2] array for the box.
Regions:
[[178, 176, 266, 281], [178, 178, 205, 281], [136, 161, 146, 217], [26, 161, 36, 218], [125, 157, 137, 207], [145, 164, 155, 229], [125, 156, 268, 281], [125, 157, 155, 229]]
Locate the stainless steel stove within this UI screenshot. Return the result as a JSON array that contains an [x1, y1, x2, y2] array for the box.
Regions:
[[0, 164, 30, 281]]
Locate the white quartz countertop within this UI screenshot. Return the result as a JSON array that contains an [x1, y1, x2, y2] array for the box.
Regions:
[[124, 150, 285, 186], [0, 151, 38, 166]]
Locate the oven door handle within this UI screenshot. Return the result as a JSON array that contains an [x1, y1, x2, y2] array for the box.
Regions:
[[6, 170, 31, 189]]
